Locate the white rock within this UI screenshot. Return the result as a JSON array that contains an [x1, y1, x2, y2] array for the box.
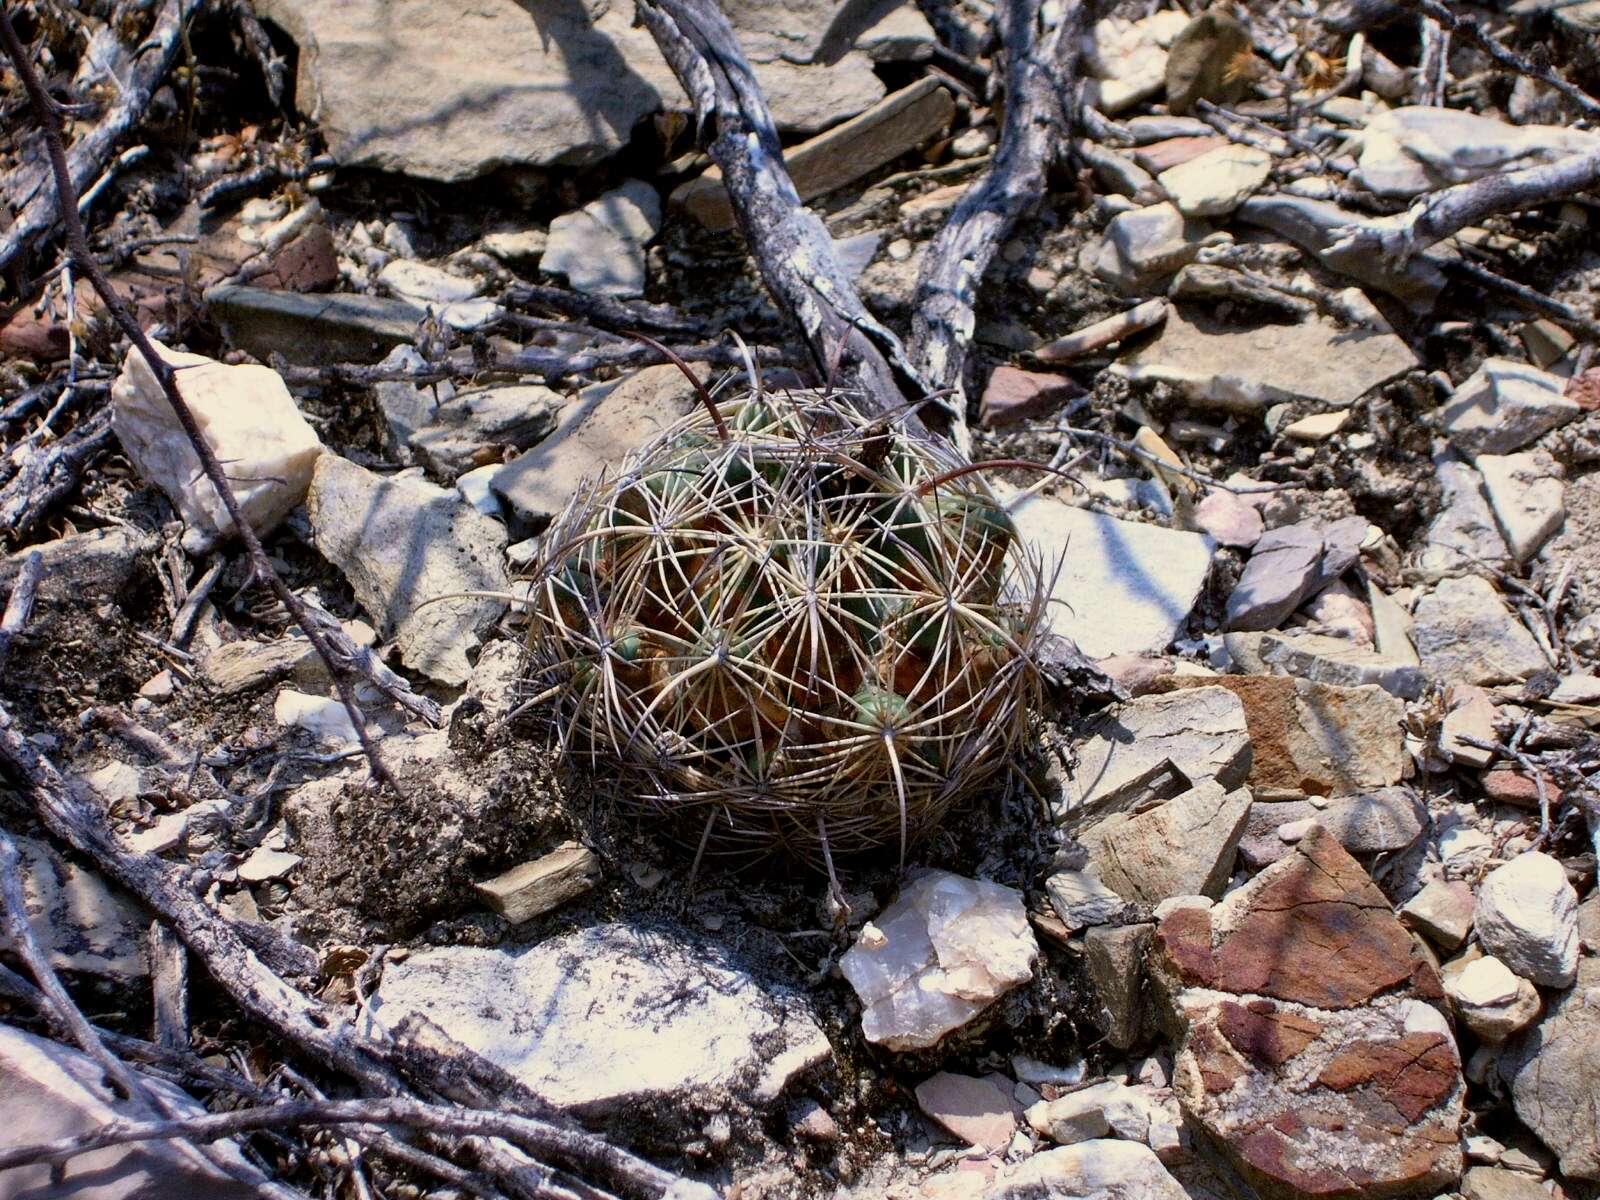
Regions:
[[274, 689, 359, 744], [1451, 956, 1521, 1007], [455, 463, 504, 516], [542, 179, 662, 297], [1356, 107, 1600, 197], [13, 835, 147, 983], [1157, 144, 1272, 217], [362, 925, 829, 1116], [1418, 456, 1511, 578], [1026, 1080, 1155, 1145], [237, 845, 303, 883], [989, 1139, 1190, 1200], [1476, 452, 1565, 564], [111, 340, 323, 552], [1045, 869, 1134, 931], [1008, 492, 1214, 659], [1446, 956, 1541, 1043], [1475, 851, 1579, 988], [1439, 826, 1493, 865], [1440, 358, 1580, 457], [1081, 11, 1191, 114], [839, 870, 1037, 1050], [377, 259, 482, 305]]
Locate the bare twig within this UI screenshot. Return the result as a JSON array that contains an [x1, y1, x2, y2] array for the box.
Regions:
[[227, 0, 289, 110], [1, 8, 396, 792], [0, 407, 118, 537], [502, 282, 704, 340], [1445, 257, 1600, 342], [0, 550, 42, 673], [910, 0, 1087, 447]]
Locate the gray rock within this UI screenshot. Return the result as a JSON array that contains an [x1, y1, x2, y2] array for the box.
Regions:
[[1060, 686, 1251, 819], [254, 0, 884, 183], [1157, 143, 1271, 217], [1084, 923, 1155, 1049], [1418, 456, 1512, 578], [0, 1023, 269, 1200], [307, 455, 509, 685], [1412, 574, 1549, 686], [362, 925, 829, 1119], [490, 363, 702, 536], [1477, 451, 1566, 564], [1474, 851, 1579, 989], [1078, 780, 1251, 902], [375, 349, 562, 477], [1235, 193, 1447, 310], [1081, 10, 1192, 114], [1007, 493, 1214, 660], [1167, 264, 1314, 322], [1237, 790, 1425, 869], [1045, 869, 1140, 931], [542, 180, 662, 298], [1258, 630, 1426, 699], [1225, 516, 1367, 631], [376, 259, 482, 305], [1399, 878, 1476, 951], [1502, 957, 1600, 1180], [1440, 358, 1581, 457], [12, 835, 147, 984], [207, 285, 425, 365], [1356, 106, 1600, 197], [989, 1140, 1190, 1200], [855, 2, 937, 61], [1081, 202, 1214, 294], [1, 528, 148, 621], [1114, 308, 1418, 412]]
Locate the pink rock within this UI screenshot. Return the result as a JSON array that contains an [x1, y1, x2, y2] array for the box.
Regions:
[[979, 367, 1085, 428], [1194, 490, 1263, 549], [1094, 654, 1176, 696], [914, 1071, 1018, 1152]]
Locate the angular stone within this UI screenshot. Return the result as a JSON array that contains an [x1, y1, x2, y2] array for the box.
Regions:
[[1398, 879, 1475, 951], [1078, 780, 1251, 902], [1356, 107, 1600, 197], [1502, 957, 1600, 1180], [1258, 631, 1426, 699], [1440, 359, 1581, 457], [1008, 494, 1214, 660], [275, 689, 359, 744], [1476, 451, 1565, 564], [1082, 10, 1191, 113], [1474, 851, 1579, 988], [12, 835, 147, 984], [990, 1140, 1190, 1199], [1026, 1079, 1154, 1145], [1418, 456, 1512, 579], [1461, 1167, 1552, 1200], [1193, 489, 1263, 548], [1158, 143, 1272, 217], [674, 78, 954, 231], [978, 366, 1085, 428], [1481, 766, 1563, 810], [307, 455, 509, 685], [1237, 790, 1425, 869], [112, 340, 323, 553], [542, 180, 661, 298], [491, 364, 701, 535], [1444, 956, 1541, 1043], [377, 259, 482, 305], [473, 842, 601, 925], [362, 924, 828, 1117], [1440, 683, 1499, 768], [1412, 575, 1548, 686], [1082, 203, 1211, 294], [839, 870, 1037, 1051], [1045, 869, 1139, 932], [914, 1072, 1016, 1152], [1225, 516, 1367, 632], [1085, 923, 1155, 1049], [0, 1024, 269, 1199], [207, 285, 426, 365], [1059, 686, 1251, 818], [1116, 308, 1419, 412]]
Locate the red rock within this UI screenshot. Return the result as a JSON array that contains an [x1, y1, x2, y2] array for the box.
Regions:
[[1566, 367, 1600, 411], [913, 1071, 1017, 1153], [1316, 1033, 1458, 1122], [1194, 489, 1264, 548], [978, 366, 1084, 428], [1133, 135, 1228, 174], [1218, 999, 1322, 1069], [1480, 766, 1562, 809], [248, 224, 340, 293]]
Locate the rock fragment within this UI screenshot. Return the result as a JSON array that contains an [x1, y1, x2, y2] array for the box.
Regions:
[[12, 835, 147, 983], [989, 1140, 1189, 1199], [839, 870, 1037, 1050], [1439, 359, 1581, 457], [1157, 143, 1272, 217], [1081, 203, 1213, 294], [1399, 879, 1476, 951], [206, 286, 426, 365], [1355, 107, 1600, 197], [1077, 780, 1251, 902], [1085, 923, 1156, 1049], [1236, 790, 1424, 869], [542, 180, 662, 298], [913, 1072, 1016, 1152], [1474, 851, 1579, 988], [1418, 456, 1512, 578], [473, 842, 601, 924], [1412, 575, 1549, 686], [1501, 957, 1600, 1180], [1443, 955, 1541, 1043], [1476, 451, 1565, 564], [1225, 516, 1367, 632], [1257, 630, 1426, 699]]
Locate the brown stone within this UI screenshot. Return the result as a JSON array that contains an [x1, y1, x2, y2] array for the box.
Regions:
[[1154, 904, 1216, 987], [1480, 766, 1562, 809], [1316, 1033, 1458, 1122], [979, 366, 1086, 428], [1132, 135, 1228, 174], [1218, 1000, 1322, 1069], [1567, 367, 1600, 411], [254, 223, 340, 292], [914, 1071, 1017, 1152]]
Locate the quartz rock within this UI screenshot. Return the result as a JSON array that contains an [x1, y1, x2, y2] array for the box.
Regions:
[[111, 340, 322, 552], [1474, 851, 1579, 988], [839, 870, 1038, 1050], [274, 689, 359, 745]]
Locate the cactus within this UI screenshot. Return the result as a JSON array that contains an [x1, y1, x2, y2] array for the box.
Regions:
[[522, 384, 1048, 865]]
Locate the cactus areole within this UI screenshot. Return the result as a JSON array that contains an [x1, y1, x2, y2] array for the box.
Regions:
[[523, 384, 1048, 864]]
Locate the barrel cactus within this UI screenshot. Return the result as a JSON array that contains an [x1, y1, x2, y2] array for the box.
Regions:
[[521, 378, 1048, 865]]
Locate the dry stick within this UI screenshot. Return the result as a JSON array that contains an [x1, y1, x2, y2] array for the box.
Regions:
[[1446, 256, 1600, 342], [0, 713, 707, 1200], [0, 550, 42, 673], [503, 282, 705, 340], [1328, 144, 1600, 265], [633, 0, 935, 438], [910, 0, 1087, 449], [0, 0, 207, 274], [0, 9, 397, 794]]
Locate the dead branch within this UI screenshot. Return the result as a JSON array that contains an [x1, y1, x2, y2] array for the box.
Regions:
[[0, 8, 396, 792], [910, 0, 1088, 445], [502, 282, 705, 340], [1327, 144, 1600, 264], [0, 550, 42, 673], [0, 0, 207, 276], [227, 0, 289, 111], [0, 406, 117, 536], [633, 0, 936, 436]]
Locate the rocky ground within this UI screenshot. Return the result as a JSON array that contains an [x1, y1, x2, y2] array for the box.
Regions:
[[3, 0, 1600, 1199]]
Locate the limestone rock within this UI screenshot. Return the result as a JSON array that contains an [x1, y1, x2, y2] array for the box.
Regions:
[[1258, 631, 1425, 699], [1474, 851, 1579, 989], [1356, 107, 1600, 198], [12, 835, 146, 984], [1412, 575, 1548, 686], [988, 1139, 1190, 1199], [1157, 144, 1272, 217], [839, 870, 1038, 1050], [111, 340, 322, 552], [1440, 359, 1581, 458], [1399, 879, 1476, 951], [307, 455, 509, 685], [206, 286, 426, 365], [1460, 1167, 1552, 1200], [1476, 451, 1565, 564], [1440, 682, 1499, 768], [1026, 1080, 1155, 1145], [542, 180, 661, 298], [1501, 957, 1600, 1179], [1078, 780, 1251, 902], [1058, 686, 1251, 818], [1225, 516, 1367, 632], [1418, 456, 1512, 578], [1045, 869, 1139, 932], [1081, 203, 1212, 294], [1151, 828, 1464, 1199], [1008, 493, 1214, 660], [1443, 956, 1541, 1043], [0, 1024, 269, 1200], [1237, 790, 1425, 869], [362, 924, 829, 1118]]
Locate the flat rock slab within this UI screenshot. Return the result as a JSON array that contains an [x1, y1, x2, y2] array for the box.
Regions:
[[1439, 358, 1581, 457], [308, 454, 509, 685], [1008, 494, 1214, 660], [1078, 779, 1251, 902], [256, 0, 883, 183], [1224, 516, 1367, 632], [1412, 574, 1548, 686], [1501, 957, 1600, 1181], [1152, 828, 1464, 1199], [1116, 308, 1418, 412], [207, 285, 425, 365], [989, 1140, 1190, 1199], [1237, 789, 1426, 869], [1418, 456, 1511, 578], [14, 835, 147, 983], [362, 924, 830, 1118]]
